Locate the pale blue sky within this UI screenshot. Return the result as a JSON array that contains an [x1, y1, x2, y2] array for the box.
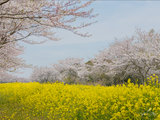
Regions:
[[17, 1, 160, 78]]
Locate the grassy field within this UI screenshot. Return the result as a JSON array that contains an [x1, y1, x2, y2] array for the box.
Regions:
[[1, 78, 160, 120]]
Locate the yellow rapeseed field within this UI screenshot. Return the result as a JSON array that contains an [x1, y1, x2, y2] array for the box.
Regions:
[[1, 75, 160, 120]]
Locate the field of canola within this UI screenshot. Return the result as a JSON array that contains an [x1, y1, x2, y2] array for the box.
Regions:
[[1, 77, 160, 120]]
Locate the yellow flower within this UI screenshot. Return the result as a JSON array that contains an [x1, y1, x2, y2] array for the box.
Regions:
[[0, 75, 160, 120]]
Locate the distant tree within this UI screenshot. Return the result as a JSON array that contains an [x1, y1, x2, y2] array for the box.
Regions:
[[0, 72, 19, 83], [31, 58, 84, 84], [31, 67, 60, 83], [53, 58, 84, 84]]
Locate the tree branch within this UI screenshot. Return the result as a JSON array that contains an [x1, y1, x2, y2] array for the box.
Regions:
[[0, 0, 10, 6]]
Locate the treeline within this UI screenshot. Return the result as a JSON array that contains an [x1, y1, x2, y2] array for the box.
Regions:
[[31, 29, 160, 85], [0, 72, 30, 83]]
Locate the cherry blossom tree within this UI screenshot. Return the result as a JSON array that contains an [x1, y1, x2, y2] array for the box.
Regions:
[[55, 58, 84, 84], [31, 58, 84, 84], [0, 0, 96, 80], [31, 66, 61, 83], [0, 41, 25, 76], [31, 29, 160, 85], [94, 29, 160, 85], [0, 0, 96, 47], [31, 57, 112, 85]]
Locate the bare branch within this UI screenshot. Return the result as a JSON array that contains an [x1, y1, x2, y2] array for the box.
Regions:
[[0, 0, 10, 6]]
